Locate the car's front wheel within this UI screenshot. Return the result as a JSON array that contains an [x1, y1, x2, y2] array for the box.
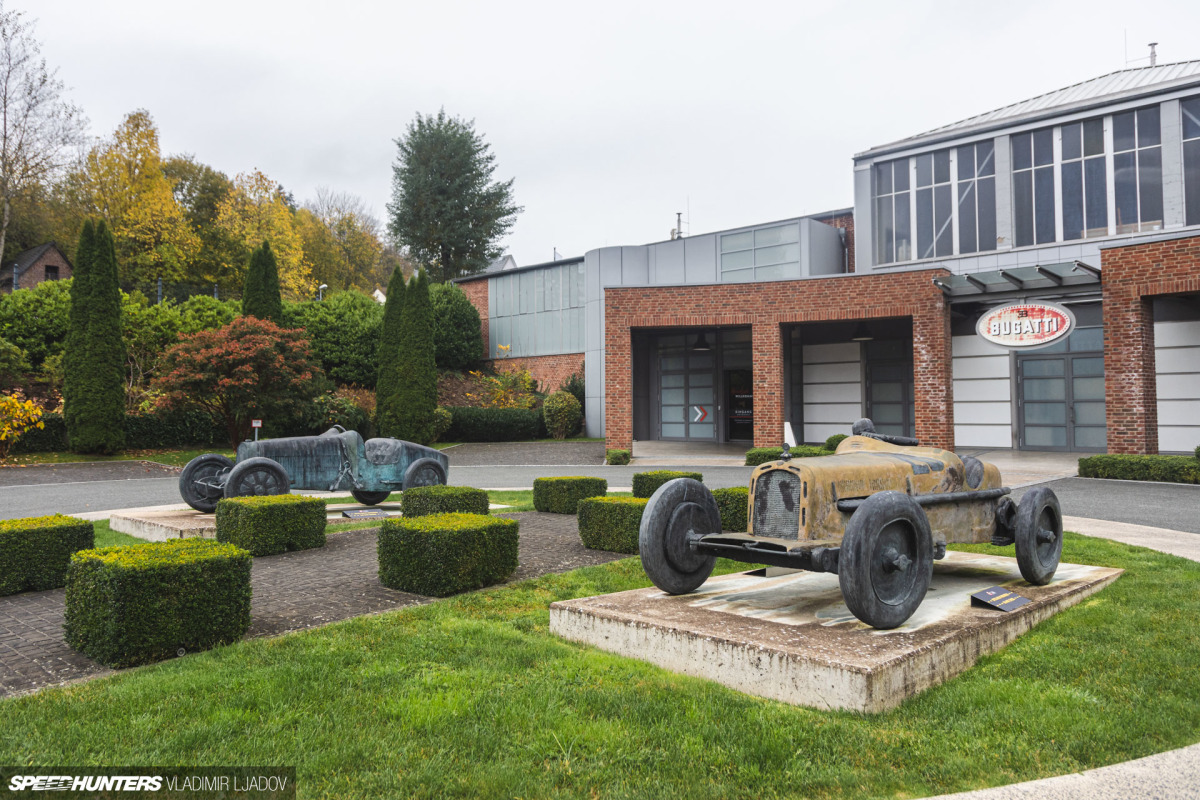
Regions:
[[639, 478, 719, 595], [838, 491, 933, 629], [179, 453, 233, 513], [1014, 486, 1063, 585]]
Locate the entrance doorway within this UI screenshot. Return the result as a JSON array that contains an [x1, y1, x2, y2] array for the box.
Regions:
[[1017, 320, 1105, 451], [644, 328, 752, 442], [864, 339, 915, 439]]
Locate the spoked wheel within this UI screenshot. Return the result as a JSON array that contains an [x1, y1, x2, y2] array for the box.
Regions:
[[838, 491, 934, 629], [639, 478, 719, 594], [223, 457, 291, 499], [403, 458, 446, 489], [1014, 486, 1063, 585], [352, 489, 391, 506], [179, 453, 233, 512]]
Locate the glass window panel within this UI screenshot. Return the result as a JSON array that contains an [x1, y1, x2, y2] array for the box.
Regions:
[[872, 382, 904, 402], [934, 150, 950, 184], [1069, 328, 1104, 352], [722, 268, 753, 283], [1022, 359, 1065, 377], [1062, 122, 1082, 161], [754, 243, 799, 266], [873, 404, 904, 423], [916, 187, 934, 258], [661, 388, 686, 405], [755, 263, 787, 281], [1025, 426, 1067, 447], [875, 162, 892, 194], [660, 405, 685, 422], [689, 353, 713, 369], [1114, 151, 1139, 232], [661, 357, 685, 371], [1138, 147, 1163, 228], [957, 145, 974, 180], [688, 370, 713, 386], [1012, 133, 1032, 171], [1084, 157, 1108, 235], [1137, 106, 1160, 147], [1034, 167, 1055, 243], [893, 157, 910, 191], [1033, 129, 1053, 166], [1074, 426, 1107, 449], [1114, 111, 1136, 152], [1024, 379, 1066, 401], [916, 153, 932, 186], [934, 184, 953, 256], [1072, 377, 1105, 400], [690, 387, 714, 404], [976, 141, 995, 176], [721, 231, 753, 252], [660, 335, 686, 347], [755, 224, 798, 246], [723, 328, 752, 343], [977, 177, 996, 250], [958, 182, 977, 254], [1186, 139, 1200, 227], [894, 193, 912, 260], [1013, 170, 1033, 247], [1062, 160, 1084, 241], [1084, 119, 1105, 156], [1184, 98, 1200, 140], [661, 423, 685, 438], [660, 373, 684, 387], [721, 250, 753, 269], [875, 196, 894, 264], [1038, 338, 1069, 354], [873, 363, 908, 379], [1024, 403, 1067, 425], [689, 423, 714, 439], [1072, 356, 1104, 376], [1074, 402, 1106, 425]]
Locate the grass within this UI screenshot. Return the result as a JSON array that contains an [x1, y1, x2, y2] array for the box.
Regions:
[[1, 447, 236, 468], [1, 533, 1197, 799]]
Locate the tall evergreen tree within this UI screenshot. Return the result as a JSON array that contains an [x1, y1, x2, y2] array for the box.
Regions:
[[241, 240, 283, 322], [392, 269, 437, 443], [62, 220, 95, 435], [374, 266, 407, 437], [65, 220, 127, 453]]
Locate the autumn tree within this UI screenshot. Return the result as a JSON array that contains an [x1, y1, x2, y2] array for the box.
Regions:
[[241, 241, 283, 322], [163, 154, 241, 290], [0, 4, 88, 265], [216, 169, 311, 297], [387, 110, 522, 282], [153, 316, 323, 449]]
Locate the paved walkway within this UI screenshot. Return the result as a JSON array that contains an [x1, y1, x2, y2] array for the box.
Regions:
[[0, 512, 625, 698]]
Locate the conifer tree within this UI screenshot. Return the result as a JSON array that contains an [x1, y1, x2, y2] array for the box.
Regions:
[[62, 220, 94, 437], [241, 240, 283, 322], [392, 269, 438, 443], [374, 265, 407, 437]]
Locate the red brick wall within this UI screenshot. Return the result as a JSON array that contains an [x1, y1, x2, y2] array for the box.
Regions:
[[1101, 235, 1200, 454], [3, 247, 72, 293], [813, 211, 855, 274], [459, 279, 489, 356], [604, 268, 953, 452], [489, 352, 584, 394]]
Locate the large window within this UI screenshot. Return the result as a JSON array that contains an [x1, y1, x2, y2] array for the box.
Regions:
[[1060, 119, 1108, 240], [1184, 96, 1200, 227], [915, 150, 953, 259], [1012, 129, 1056, 246], [1113, 106, 1163, 233], [957, 141, 996, 254], [873, 159, 911, 263], [719, 223, 800, 282]]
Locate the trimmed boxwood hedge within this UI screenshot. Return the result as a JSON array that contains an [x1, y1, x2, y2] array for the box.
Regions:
[[0, 514, 94, 596], [605, 449, 631, 466], [577, 497, 648, 553], [1078, 454, 1200, 484], [402, 485, 489, 518], [444, 406, 547, 442], [377, 513, 518, 597], [215, 495, 326, 557], [744, 445, 829, 466], [12, 409, 226, 454], [533, 477, 608, 513], [712, 486, 750, 532], [64, 539, 252, 668], [632, 471, 702, 498]]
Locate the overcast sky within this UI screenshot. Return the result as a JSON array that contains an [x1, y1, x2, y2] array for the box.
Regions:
[[30, 0, 1200, 267]]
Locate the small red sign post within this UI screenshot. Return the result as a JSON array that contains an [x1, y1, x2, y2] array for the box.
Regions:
[[251, 419, 262, 441]]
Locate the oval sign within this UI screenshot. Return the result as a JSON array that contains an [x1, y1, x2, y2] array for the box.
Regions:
[[976, 302, 1075, 349]]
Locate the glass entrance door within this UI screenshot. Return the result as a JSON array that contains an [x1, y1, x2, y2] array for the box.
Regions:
[[657, 337, 716, 441], [1019, 354, 1106, 450], [726, 369, 753, 441]]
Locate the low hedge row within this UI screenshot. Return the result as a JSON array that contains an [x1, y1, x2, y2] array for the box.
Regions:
[[0, 514, 94, 596], [577, 497, 648, 553], [12, 409, 226, 453], [444, 407, 547, 443], [402, 485, 489, 517], [215, 495, 326, 557], [633, 471, 703, 498], [378, 513, 518, 596], [64, 539, 252, 668], [1078, 454, 1200, 484], [533, 477, 608, 513], [605, 449, 631, 466], [712, 487, 750, 532], [744, 445, 830, 466]]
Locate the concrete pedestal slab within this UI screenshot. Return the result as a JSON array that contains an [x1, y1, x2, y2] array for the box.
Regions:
[[109, 503, 405, 541], [550, 551, 1121, 713]]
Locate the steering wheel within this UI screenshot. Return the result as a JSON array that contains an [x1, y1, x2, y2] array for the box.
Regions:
[[851, 418, 919, 447]]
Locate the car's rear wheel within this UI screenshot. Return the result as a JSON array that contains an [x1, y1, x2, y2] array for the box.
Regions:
[[839, 491, 933, 629], [1014, 486, 1063, 585], [403, 458, 446, 489], [223, 457, 291, 499], [351, 489, 391, 506], [639, 478, 719, 595], [179, 453, 233, 513]]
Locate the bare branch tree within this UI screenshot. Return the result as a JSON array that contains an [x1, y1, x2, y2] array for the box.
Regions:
[[0, 3, 88, 264]]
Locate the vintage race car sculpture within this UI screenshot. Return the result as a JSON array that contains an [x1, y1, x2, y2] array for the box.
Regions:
[[639, 418, 1063, 629], [178, 426, 449, 513]]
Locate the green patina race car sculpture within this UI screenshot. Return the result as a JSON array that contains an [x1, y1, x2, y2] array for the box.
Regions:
[[639, 418, 1063, 629], [178, 426, 449, 513]]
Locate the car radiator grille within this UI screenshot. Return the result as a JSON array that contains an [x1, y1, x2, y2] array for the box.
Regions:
[[752, 469, 803, 540]]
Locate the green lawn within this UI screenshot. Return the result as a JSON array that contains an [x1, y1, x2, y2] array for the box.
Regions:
[[2, 447, 237, 468], [2, 534, 1198, 799]]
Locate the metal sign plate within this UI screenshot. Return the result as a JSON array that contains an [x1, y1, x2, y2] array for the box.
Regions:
[[976, 301, 1075, 349]]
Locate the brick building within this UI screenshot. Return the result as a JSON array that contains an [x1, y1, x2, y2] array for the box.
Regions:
[[1, 243, 72, 294], [459, 60, 1200, 456]]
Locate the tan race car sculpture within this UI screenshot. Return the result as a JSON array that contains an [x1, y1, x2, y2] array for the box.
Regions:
[[639, 418, 1064, 629]]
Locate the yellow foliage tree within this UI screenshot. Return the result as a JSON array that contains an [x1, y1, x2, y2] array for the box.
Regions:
[[215, 170, 312, 299], [0, 391, 45, 459]]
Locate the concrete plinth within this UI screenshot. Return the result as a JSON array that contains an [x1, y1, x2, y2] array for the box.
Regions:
[[109, 503, 404, 541], [550, 552, 1121, 713]]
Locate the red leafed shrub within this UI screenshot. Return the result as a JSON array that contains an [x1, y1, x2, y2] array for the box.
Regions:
[[153, 317, 324, 449]]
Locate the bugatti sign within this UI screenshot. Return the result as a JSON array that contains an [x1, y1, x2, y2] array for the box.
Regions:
[[976, 302, 1075, 349]]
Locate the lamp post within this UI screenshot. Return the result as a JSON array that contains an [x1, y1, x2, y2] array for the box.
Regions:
[[318, 283, 328, 301]]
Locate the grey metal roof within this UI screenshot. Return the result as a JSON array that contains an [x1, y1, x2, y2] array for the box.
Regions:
[[934, 261, 1101, 302], [860, 60, 1200, 159]]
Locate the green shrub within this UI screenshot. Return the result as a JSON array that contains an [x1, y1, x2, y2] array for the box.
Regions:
[[378, 513, 518, 597], [825, 433, 849, 451], [533, 477, 608, 513], [430, 282, 484, 370], [64, 539, 252, 668], [712, 487, 750, 532], [744, 445, 829, 466], [559, 371, 585, 419], [605, 448, 631, 466], [1195, 444, 1200, 460], [431, 407, 453, 442], [402, 485, 489, 518], [543, 391, 582, 439], [445, 406, 544, 442], [0, 515, 94, 596], [215, 495, 326, 557], [286, 291, 383, 387], [577, 497, 648, 553], [632, 470, 703, 498], [1077, 455, 1200, 484], [12, 409, 226, 454]]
